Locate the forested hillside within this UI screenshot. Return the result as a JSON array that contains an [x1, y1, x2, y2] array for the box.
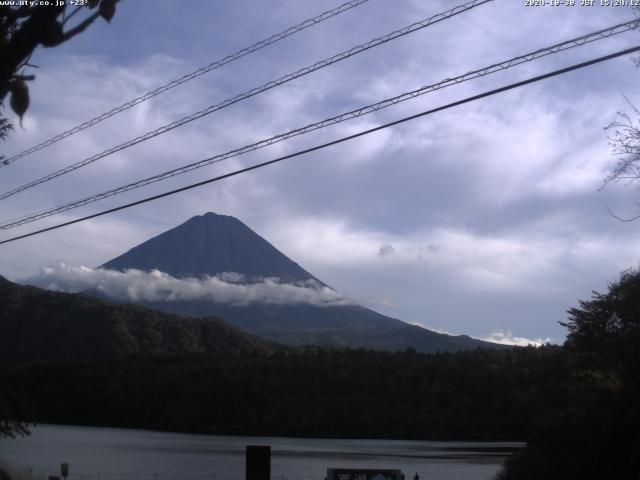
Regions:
[[0, 275, 277, 361], [0, 346, 562, 440]]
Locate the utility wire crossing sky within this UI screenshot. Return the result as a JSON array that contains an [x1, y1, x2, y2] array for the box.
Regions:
[[2, 43, 638, 245], [0, 0, 492, 201], [0, 17, 638, 231], [0, 0, 371, 168], [1, 0, 638, 345]]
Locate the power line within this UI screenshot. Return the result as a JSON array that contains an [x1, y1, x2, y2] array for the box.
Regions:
[[2, 18, 638, 230], [2, 44, 638, 246], [0, 0, 493, 200], [0, 0, 371, 169]]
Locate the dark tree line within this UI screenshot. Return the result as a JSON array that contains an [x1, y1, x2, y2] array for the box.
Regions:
[[0, 345, 565, 441]]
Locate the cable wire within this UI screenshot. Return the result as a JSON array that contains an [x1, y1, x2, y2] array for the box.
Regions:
[[2, 44, 638, 246], [2, 18, 637, 230], [0, 0, 371, 168], [0, 0, 493, 200]]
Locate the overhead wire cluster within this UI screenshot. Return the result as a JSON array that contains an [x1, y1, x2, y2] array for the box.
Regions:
[[0, 0, 371, 168], [3, 45, 640, 246], [2, 17, 639, 231], [1, 0, 639, 244], [0, 0, 492, 200]]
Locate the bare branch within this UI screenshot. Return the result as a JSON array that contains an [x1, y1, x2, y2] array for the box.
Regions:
[[606, 206, 640, 222], [603, 100, 640, 187]]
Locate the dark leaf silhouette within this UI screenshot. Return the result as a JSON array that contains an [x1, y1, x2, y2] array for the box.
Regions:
[[9, 80, 29, 127], [39, 20, 64, 47], [0, 2, 117, 137], [99, 0, 116, 22]]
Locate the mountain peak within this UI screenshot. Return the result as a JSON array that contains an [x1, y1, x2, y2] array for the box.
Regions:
[[181, 212, 244, 231], [101, 212, 316, 283], [196, 211, 235, 221]]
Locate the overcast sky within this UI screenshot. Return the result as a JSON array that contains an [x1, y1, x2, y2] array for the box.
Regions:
[[1, 0, 640, 345]]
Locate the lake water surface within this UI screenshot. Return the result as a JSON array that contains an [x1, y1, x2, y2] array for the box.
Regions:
[[0, 425, 523, 480]]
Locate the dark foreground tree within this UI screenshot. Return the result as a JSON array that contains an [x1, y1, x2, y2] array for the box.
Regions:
[[0, 387, 31, 438], [0, 1, 118, 434], [0, 469, 12, 480], [0, 0, 118, 145], [564, 268, 640, 384], [497, 269, 640, 479]]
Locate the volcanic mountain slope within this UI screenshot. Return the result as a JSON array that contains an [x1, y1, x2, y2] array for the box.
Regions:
[[103, 212, 319, 284], [98, 212, 505, 353], [0, 275, 276, 362]]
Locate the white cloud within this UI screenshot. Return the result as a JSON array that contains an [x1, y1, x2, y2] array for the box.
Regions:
[[24, 263, 351, 307], [1, 0, 639, 346], [265, 215, 639, 296], [482, 331, 554, 347]]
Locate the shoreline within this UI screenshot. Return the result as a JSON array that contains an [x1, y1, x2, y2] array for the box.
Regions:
[[11, 422, 527, 445]]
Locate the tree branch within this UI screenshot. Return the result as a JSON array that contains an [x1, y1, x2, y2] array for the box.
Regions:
[[57, 10, 102, 44], [606, 206, 640, 222], [62, 5, 84, 26]]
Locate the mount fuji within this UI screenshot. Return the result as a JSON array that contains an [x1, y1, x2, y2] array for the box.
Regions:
[[96, 212, 504, 352]]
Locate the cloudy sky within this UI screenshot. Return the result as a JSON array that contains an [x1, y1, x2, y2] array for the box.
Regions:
[[1, 0, 640, 345]]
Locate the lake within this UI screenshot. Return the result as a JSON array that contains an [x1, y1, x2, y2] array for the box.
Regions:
[[0, 425, 523, 480]]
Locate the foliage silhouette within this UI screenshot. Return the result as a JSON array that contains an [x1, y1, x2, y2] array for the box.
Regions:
[[0, 0, 117, 155], [497, 269, 640, 479]]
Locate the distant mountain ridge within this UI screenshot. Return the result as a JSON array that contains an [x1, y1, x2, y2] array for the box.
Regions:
[[97, 212, 506, 353]]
